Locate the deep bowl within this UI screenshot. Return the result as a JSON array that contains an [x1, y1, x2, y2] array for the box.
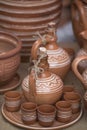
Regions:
[[0, 31, 21, 86]]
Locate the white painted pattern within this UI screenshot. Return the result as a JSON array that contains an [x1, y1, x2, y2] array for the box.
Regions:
[[38, 113, 55, 122], [5, 100, 21, 107], [57, 110, 72, 118], [47, 48, 70, 68], [22, 73, 63, 94]]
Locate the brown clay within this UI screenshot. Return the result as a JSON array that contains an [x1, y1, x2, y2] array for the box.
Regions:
[[22, 47, 63, 105], [71, 0, 87, 47], [37, 104, 56, 127], [21, 102, 37, 125], [72, 55, 87, 89], [56, 101, 72, 123], [0, 0, 62, 61], [4, 91, 21, 112], [0, 31, 21, 86], [63, 85, 75, 94], [64, 92, 81, 114]]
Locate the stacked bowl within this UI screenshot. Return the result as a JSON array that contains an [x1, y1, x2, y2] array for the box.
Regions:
[[0, 0, 62, 62]]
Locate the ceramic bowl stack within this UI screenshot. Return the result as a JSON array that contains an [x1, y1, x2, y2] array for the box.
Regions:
[[0, 0, 62, 62]]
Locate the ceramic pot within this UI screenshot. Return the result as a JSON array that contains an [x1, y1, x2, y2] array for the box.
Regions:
[[37, 104, 56, 127], [22, 47, 63, 105], [72, 55, 87, 89], [21, 102, 37, 125], [31, 24, 71, 80], [71, 0, 87, 47], [56, 101, 72, 123], [4, 91, 21, 112], [63, 85, 75, 95], [64, 92, 81, 114], [0, 31, 21, 86], [0, 0, 62, 62]]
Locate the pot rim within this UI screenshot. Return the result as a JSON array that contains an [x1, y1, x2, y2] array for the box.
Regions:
[[0, 31, 22, 59]]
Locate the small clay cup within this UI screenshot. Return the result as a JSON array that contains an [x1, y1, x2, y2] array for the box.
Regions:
[[37, 104, 56, 127], [4, 91, 21, 112], [64, 92, 81, 114], [63, 85, 75, 95], [56, 101, 72, 123], [84, 91, 87, 110], [21, 102, 37, 125]]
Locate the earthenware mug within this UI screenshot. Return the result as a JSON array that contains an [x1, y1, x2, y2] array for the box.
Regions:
[[37, 104, 56, 127], [56, 101, 72, 123], [64, 92, 81, 114], [21, 102, 37, 125], [4, 91, 21, 112]]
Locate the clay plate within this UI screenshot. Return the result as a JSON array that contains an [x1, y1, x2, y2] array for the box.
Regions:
[[1, 104, 83, 130], [0, 73, 21, 93]]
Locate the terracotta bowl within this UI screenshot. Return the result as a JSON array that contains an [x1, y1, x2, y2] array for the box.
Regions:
[[0, 31, 21, 86]]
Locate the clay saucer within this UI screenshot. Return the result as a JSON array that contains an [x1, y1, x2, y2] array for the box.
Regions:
[[0, 73, 21, 94]]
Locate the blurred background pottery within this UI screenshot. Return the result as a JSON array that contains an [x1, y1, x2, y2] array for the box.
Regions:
[[71, 0, 87, 47], [0, 31, 21, 87], [22, 47, 63, 105], [0, 0, 63, 62], [72, 56, 87, 90]]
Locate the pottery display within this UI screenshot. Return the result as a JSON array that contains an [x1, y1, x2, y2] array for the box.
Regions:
[[0, 31, 21, 87], [21, 102, 37, 125], [37, 104, 56, 127], [31, 23, 71, 79], [72, 55, 87, 90], [56, 101, 72, 123], [71, 0, 87, 47], [4, 91, 21, 112], [22, 47, 63, 105], [0, 0, 62, 62]]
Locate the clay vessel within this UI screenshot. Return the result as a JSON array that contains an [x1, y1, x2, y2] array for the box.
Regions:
[[64, 92, 81, 114], [63, 85, 75, 95], [71, 0, 87, 47], [22, 47, 63, 105], [56, 101, 72, 123], [0, 31, 21, 86], [21, 102, 37, 125], [37, 104, 56, 127], [75, 30, 87, 73], [0, 0, 62, 62], [4, 91, 21, 112], [31, 23, 71, 80], [72, 55, 87, 90], [84, 91, 87, 109]]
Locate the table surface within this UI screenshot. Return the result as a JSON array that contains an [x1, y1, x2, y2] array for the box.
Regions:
[[0, 7, 87, 130]]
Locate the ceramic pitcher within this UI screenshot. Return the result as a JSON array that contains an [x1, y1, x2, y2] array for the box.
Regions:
[[72, 55, 87, 89], [22, 47, 63, 105], [31, 23, 71, 80]]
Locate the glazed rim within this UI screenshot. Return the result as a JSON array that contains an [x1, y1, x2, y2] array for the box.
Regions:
[[0, 31, 21, 59], [37, 104, 56, 115], [4, 91, 21, 100], [21, 102, 37, 112], [56, 101, 72, 111]]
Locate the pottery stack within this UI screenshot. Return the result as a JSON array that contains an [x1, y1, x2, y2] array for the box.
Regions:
[[0, 0, 62, 62]]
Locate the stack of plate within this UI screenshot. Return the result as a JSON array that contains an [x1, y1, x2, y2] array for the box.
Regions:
[[0, 0, 62, 62]]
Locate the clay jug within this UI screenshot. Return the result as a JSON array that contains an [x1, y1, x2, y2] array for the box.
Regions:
[[72, 55, 87, 90], [75, 30, 87, 73], [71, 0, 87, 47], [31, 23, 71, 80], [22, 47, 63, 105]]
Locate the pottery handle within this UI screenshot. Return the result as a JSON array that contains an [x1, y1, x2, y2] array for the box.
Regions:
[[72, 56, 87, 89], [71, 0, 87, 29], [31, 39, 42, 60]]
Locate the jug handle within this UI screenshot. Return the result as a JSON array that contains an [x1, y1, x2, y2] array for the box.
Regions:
[[72, 56, 87, 89], [71, 0, 87, 29], [31, 39, 42, 60]]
